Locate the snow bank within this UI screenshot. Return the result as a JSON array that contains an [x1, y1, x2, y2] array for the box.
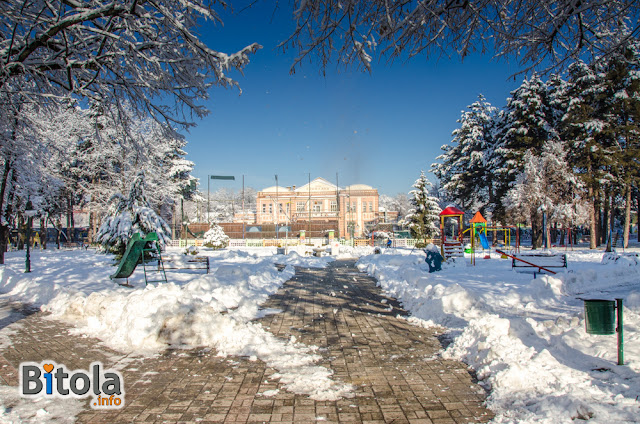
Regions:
[[0, 248, 352, 405], [357, 248, 640, 423]]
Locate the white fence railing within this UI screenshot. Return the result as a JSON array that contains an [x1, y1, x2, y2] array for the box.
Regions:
[[168, 238, 426, 249]]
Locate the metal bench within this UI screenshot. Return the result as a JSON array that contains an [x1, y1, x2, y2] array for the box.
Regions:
[[163, 256, 210, 274], [511, 253, 567, 278]]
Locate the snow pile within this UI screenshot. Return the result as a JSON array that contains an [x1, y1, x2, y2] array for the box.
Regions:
[[357, 249, 640, 423], [0, 248, 352, 403]]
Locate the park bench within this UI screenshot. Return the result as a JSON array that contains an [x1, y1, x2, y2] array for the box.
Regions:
[[62, 242, 87, 249], [163, 256, 210, 274], [510, 252, 567, 278]]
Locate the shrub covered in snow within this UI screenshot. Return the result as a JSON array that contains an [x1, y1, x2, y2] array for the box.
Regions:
[[203, 224, 229, 249], [183, 246, 199, 255]]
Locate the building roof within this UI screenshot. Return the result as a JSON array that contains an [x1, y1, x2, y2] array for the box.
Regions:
[[345, 184, 374, 190], [295, 177, 338, 193], [261, 186, 293, 193]]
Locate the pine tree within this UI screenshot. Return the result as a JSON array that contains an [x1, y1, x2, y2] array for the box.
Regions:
[[596, 41, 640, 248], [493, 73, 556, 229], [96, 172, 171, 255], [405, 171, 442, 246], [563, 59, 616, 249], [432, 95, 498, 214]]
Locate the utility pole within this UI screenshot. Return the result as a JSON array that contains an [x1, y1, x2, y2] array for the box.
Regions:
[[336, 172, 340, 238], [242, 175, 245, 239], [308, 173, 311, 237], [208, 175, 235, 224], [275, 174, 279, 241]]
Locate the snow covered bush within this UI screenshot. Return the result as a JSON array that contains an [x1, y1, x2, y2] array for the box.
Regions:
[[183, 246, 199, 255], [203, 224, 229, 249], [96, 172, 171, 255]]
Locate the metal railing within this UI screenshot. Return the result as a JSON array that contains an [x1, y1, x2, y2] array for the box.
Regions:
[[169, 238, 432, 249]]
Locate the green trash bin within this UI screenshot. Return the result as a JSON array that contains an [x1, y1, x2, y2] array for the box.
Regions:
[[584, 299, 616, 335]]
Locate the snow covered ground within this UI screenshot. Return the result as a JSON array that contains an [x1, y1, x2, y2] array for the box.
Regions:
[[1, 245, 639, 423], [357, 247, 640, 423], [0, 246, 348, 422]]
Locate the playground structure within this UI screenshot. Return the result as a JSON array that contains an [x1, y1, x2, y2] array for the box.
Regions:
[[110, 232, 167, 286], [439, 206, 465, 260], [439, 208, 520, 262]]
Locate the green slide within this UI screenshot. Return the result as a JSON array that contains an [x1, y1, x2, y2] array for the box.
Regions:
[[110, 232, 158, 280]]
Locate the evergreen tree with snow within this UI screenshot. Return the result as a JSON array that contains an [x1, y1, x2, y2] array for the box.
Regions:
[[96, 172, 171, 255], [493, 73, 557, 221], [203, 224, 230, 249], [405, 171, 442, 247], [432, 95, 497, 214]]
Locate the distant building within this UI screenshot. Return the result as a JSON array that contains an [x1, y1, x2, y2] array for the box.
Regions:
[[256, 177, 379, 239]]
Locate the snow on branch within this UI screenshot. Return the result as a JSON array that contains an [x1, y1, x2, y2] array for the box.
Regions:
[[282, 0, 639, 75], [0, 0, 262, 128]]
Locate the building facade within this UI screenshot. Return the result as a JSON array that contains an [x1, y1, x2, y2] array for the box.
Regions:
[[255, 177, 379, 239]]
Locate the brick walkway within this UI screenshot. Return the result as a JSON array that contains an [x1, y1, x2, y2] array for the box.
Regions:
[[0, 259, 493, 423]]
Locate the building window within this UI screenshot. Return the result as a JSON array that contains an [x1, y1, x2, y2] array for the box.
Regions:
[[262, 204, 266, 214], [313, 201, 322, 212], [369, 202, 373, 212], [330, 201, 338, 212], [297, 202, 305, 212], [269, 204, 272, 214], [352, 202, 357, 213]]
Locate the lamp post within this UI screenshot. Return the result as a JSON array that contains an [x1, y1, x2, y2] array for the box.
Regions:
[[24, 201, 37, 273], [207, 175, 235, 223]]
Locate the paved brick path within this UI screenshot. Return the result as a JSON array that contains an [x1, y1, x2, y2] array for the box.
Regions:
[[0, 259, 493, 423]]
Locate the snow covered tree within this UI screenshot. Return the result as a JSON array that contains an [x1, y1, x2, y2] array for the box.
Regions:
[[96, 172, 171, 255], [283, 1, 638, 75], [1, 1, 260, 129], [203, 224, 230, 250], [506, 141, 588, 248], [379, 193, 413, 222], [595, 42, 640, 248], [432, 95, 498, 214], [493, 73, 557, 220], [405, 171, 442, 246]]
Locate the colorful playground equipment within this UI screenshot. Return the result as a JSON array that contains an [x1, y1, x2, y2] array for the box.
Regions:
[[110, 232, 167, 286], [439, 206, 465, 260], [439, 208, 519, 262]]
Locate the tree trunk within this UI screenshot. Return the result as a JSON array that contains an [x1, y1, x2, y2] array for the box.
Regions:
[[88, 211, 94, 243], [605, 193, 614, 252], [602, 189, 609, 246], [590, 186, 597, 249], [531, 212, 541, 249], [40, 217, 47, 250], [623, 185, 631, 249], [0, 225, 8, 265], [637, 190, 640, 243], [0, 159, 12, 264], [67, 195, 75, 243]]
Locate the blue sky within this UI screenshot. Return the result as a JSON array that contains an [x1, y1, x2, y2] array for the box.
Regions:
[[186, 3, 523, 196]]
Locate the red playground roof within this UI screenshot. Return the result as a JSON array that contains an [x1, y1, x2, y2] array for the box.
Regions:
[[440, 206, 465, 216]]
